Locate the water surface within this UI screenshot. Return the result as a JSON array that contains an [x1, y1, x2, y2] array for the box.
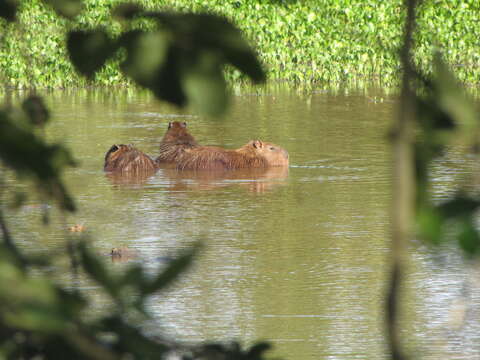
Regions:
[[3, 87, 480, 360]]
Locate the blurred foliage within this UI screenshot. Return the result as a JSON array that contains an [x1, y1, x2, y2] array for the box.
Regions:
[[0, 0, 17, 22], [43, 0, 83, 18], [0, 236, 199, 359], [0, 230, 273, 358], [1, 0, 266, 116], [0, 97, 76, 211], [65, 7, 265, 116], [413, 53, 480, 256], [0, 1, 273, 359]]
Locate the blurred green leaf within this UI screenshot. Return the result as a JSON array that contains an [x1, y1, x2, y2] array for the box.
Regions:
[[197, 341, 272, 359], [438, 195, 480, 219], [181, 13, 266, 83], [0, 248, 84, 332], [5, 302, 67, 332], [154, 12, 266, 83], [67, 30, 117, 78], [457, 218, 480, 257], [0, 0, 17, 22], [120, 264, 146, 289], [22, 95, 50, 127], [432, 53, 478, 129], [247, 342, 272, 359], [148, 47, 186, 106], [78, 242, 120, 301], [141, 243, 199, 295], [100, 316, 168, 356], [119, 30, 186, 106], [416, 96, 455, 131], [417, 207, 443, 245], [113, 11, 265, 115], [8, 192, 27, 209], [182, 50, 228, 117], [120, 31, 170, 87], [0, 111, 76, 211], [42, 0, 83, 19], [112, 2, 143, 20]]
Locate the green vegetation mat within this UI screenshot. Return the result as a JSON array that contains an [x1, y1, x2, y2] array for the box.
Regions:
[[1, 0, 479, 89]]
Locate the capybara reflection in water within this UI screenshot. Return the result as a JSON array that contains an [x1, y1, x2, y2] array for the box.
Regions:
[[104, 144, 156, 173], [156, 121, 289, 170]]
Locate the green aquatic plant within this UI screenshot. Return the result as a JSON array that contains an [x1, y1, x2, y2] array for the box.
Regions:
[[1, 0, 480, 89]]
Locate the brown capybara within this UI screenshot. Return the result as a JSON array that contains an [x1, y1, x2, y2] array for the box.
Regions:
[[156, 121, 289, 170], [156, 121, 199, 164], [104, 144, 157, 173], [110, 247, 138, 263]]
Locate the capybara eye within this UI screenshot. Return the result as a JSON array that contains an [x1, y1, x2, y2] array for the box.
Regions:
[[110, 144, 119, 152], [269, 146, 276, 151]]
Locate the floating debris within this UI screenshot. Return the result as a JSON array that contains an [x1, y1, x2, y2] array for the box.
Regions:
[[68, 224, 86, 232]]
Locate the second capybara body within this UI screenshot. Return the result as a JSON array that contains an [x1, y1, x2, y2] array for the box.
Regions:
[[156, 121, 289, 170], [104, 144, 157, 173], [156, 121, 200, 163]]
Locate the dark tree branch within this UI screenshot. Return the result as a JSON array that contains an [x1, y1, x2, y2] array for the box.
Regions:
[[387, 0, 421, 359]]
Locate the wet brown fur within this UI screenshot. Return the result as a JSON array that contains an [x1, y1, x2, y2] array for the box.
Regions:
[[156, 122, 289, 170], [104, 144, 157, 173], [156, 121, 200, 163]]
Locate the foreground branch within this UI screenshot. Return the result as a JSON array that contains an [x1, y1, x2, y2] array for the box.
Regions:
[[387, 0, 420, 359]]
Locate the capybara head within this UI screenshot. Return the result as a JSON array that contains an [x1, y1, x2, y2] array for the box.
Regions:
[[157, 121, 199, 164], [105, 144, 121, 163], [243, 140, 289, 167], [161, 121, 199, 146], [104, 144, 157, 173]]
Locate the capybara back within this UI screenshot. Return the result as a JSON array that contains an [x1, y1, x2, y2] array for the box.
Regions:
[[104, 144, 157, 173]]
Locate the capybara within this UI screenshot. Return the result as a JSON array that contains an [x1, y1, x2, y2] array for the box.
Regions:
[[104, 144, 157, 173], [156, 121, 289, 170], [156, 121, 200, 164], [110, 247, 138, 263]]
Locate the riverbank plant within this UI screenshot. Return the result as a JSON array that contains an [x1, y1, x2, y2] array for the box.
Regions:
[[1, 0, 479, 89]]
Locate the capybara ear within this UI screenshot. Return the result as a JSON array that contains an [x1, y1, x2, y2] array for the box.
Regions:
[[168, 122, 173, 129], [181, 122, 187, 128], [252, 140, 264, 149]]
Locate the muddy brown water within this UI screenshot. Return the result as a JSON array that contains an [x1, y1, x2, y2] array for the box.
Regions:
[[2, 87, 480, 359]]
